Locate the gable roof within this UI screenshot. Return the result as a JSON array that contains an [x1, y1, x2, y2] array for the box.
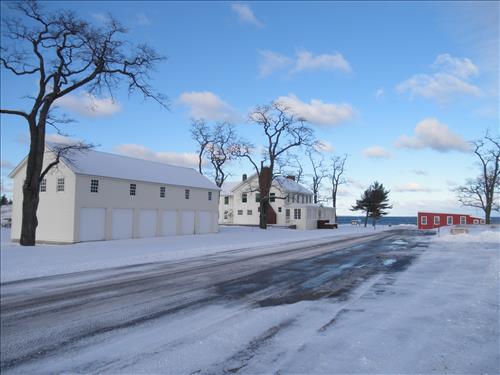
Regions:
[[224, 173, 312, 195], [10, 144, 219, 190]]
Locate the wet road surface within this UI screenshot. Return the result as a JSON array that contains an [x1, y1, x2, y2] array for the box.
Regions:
[[0, 228, 429, 373]]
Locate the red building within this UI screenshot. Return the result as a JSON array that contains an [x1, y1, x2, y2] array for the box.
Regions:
[[418, 212, 484, 230]]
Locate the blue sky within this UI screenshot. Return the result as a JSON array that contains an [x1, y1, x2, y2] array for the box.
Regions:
[[1, 1, 498, 216]]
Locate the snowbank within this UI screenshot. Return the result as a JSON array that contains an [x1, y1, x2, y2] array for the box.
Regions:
[[1, 224, 402, 282], [434, 225, 500, 244]]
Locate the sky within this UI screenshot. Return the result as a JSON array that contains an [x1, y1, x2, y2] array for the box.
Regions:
[[0, 1, 499, 216]]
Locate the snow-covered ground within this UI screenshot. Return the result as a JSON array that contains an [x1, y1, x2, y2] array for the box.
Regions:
[[0, 224, 402, 282]]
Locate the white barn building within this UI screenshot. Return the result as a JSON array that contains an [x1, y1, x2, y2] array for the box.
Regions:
[[9, 145, 220, 244], [219, 173, 336, 230]]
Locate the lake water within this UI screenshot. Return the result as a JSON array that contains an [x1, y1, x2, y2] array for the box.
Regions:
[[337, 216, 500, 226]]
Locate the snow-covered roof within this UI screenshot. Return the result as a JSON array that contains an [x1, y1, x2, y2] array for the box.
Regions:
[[45, 144, 219, 190], [220, 181, 240, 196], [273, 175, 312, 195], [223, 174, 312, 195]]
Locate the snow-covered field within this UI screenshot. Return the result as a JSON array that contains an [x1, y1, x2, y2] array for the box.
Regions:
[[0, 224, 400, 282], [1, 225, 498, 373]]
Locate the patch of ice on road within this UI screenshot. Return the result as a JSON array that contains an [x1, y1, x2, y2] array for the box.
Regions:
[[1, 225, 397, 282], [392, 240, 408, 246], [383, 258, 396, 266]]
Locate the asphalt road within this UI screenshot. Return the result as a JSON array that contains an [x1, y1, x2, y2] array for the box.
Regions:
[[0, 228, 427, 373]]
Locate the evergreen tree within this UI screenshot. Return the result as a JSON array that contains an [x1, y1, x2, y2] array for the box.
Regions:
[[351, 181, 392, 227], [0, 195, 8, 206]]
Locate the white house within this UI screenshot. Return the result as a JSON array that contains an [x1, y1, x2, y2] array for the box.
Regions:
[[219, 173, 336, 230], [9, 144, 220, 244]]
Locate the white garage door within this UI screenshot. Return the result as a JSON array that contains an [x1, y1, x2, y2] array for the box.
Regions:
[[162, 210, 177, 236], [180, 211, 195, 235], [139, 210, 157, 238], [112, 209, 133, 240], [79, 208, 105, 242], [197, 211, 212, 234]]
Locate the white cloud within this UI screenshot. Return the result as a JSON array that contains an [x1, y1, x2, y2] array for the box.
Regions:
[[231, 3, 262, 27], [395, 118, 471, 153], [315, 140, 335, 153], [113, 144, 200, 168], [92, 13, 110, 24], [394, 182, 434, 192], [178, 91, 241, 123], [362, 146, 393, 159], [412, 169, 428, 176], [291, 50, 351, 74], [432, 53, 479, 79], [397, 54, 481, 102], [258, 49, 352, 77], [56, 92, 122, 117], [258, 50, 292, 77], [375, 87, 385, 99], [136, 13, 151, 26], [276, 94, 355, 127], [45, 134, 83, 145]]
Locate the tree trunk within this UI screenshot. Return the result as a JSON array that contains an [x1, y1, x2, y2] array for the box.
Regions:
[[20, 124, 45, 246], [259, 200, 267, 229], [364, 210, 369, 227], [485, 204, 491, 225]]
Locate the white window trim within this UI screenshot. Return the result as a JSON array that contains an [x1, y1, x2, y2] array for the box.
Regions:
[[185, 189, 190, 199], [421, 216, 427, 225], [447, 216, 453, 225], [460, 216, 466, 225], [56, 178, 65, 192], [434, 216, 440, 225], [90, 179, 99, 193]]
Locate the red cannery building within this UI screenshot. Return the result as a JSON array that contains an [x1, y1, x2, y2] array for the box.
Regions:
[[417, 212, 484, 230]]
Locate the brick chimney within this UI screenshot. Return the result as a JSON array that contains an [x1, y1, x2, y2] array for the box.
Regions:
[[286, 175, 296, 181]]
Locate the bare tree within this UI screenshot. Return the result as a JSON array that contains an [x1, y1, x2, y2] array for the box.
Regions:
[[307, 149, 327, 204], [190, 119, 212, 175], [206, 123, 242, 188], [455, 133, 500, 224], [41, 141, 95, 182], [329, 154, 348, 221], [0, 1, 166, 245], [235, 102, 314, 229]]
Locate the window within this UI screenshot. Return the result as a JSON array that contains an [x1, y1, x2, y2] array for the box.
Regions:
[[242, 193, 247, 203], [434, 216, 440, 225], [237, 210, 243, 215], [278, 207, 282, 213], [286, 209, 290, 217], [294, 208, 301, 220], [90, 179, 99, 193], [208, 191, 212, 201], [130, 183, 136, 196], [224, 210, 228, 220], [40, 179, 47, 192], [160, 186, 165, 198], [473, 219, 479, 224], [224, 196, 229, 205], [255, 193, 260, 203], [421, 216, 427, 225], [460, 216, 466, 225], [447, 216, 453, 225], [270, 193, 275, 202], [185, 189, 190, 199], [247, 210, 252, 215], [56, 178, 65, 192]]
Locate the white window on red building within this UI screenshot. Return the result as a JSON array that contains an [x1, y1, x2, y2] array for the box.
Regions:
[[473, 219, 479, 224], [434, 216, 440, 225], [460, 216, 466, 225], [421, 216, 427, 225], [447, 216, 453, 225]]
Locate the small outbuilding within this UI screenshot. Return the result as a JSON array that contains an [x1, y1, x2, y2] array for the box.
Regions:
[[417, 211, 484, 230], [9, 144, 220, 243]]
